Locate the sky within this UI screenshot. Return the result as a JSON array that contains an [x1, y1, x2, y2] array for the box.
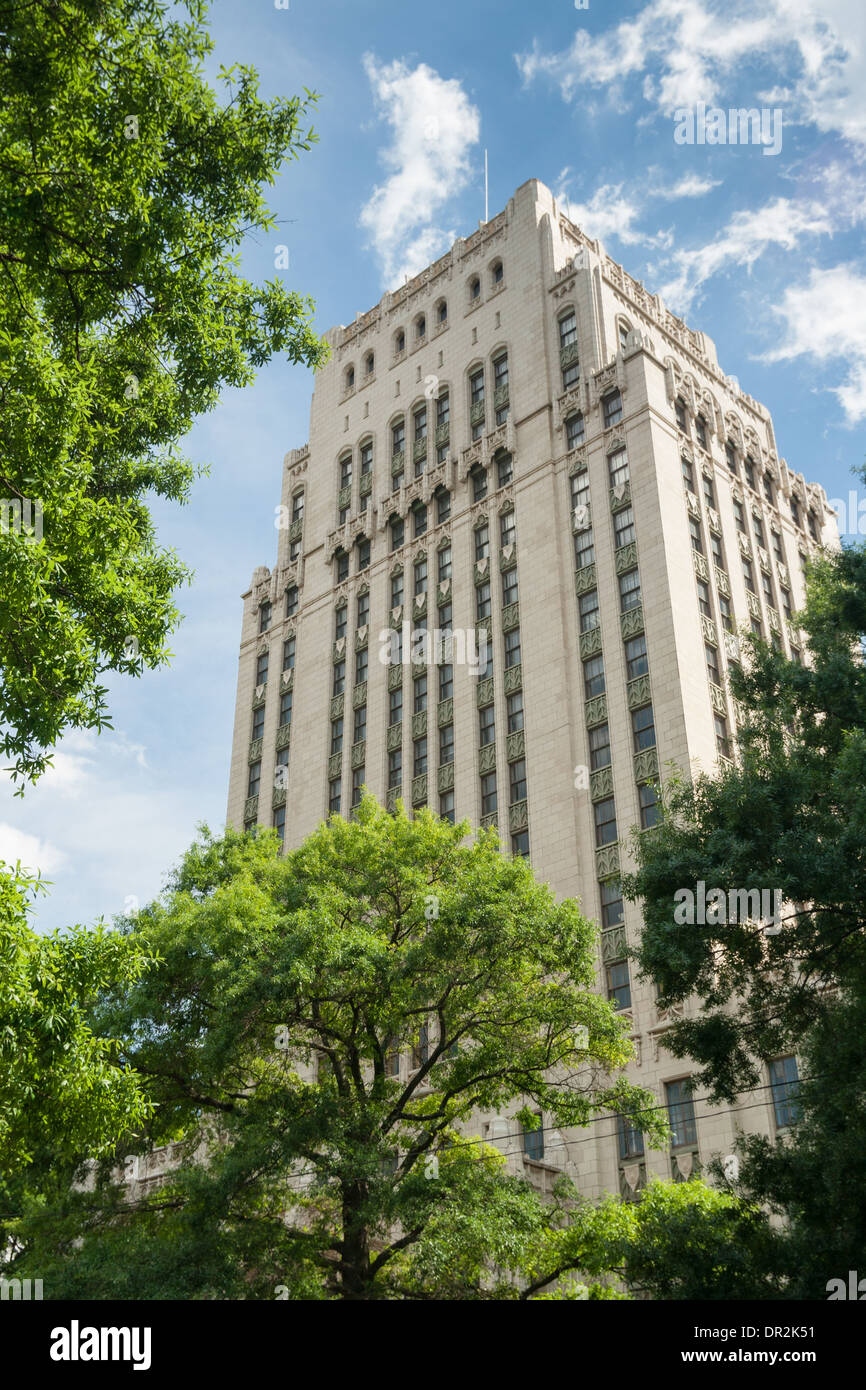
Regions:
[[4, 0, 866, 934]]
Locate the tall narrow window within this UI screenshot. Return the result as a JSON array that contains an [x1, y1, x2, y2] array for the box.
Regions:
[[603, 390, 623, 429], [666, 1080, 697, 1149]]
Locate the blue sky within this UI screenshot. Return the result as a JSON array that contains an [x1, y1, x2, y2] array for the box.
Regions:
[[5, 0, 866, 933]]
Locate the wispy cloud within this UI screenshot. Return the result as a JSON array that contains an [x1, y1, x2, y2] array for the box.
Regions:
[[0, 824, 68, 878], [359, 55, 481, 288], [762, 264, 866, 424]]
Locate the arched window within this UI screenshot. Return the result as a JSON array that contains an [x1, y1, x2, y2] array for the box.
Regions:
[[291, 491, 304, 524], [415, 313, 426, 339], [357, 536, 371, 572], [491, 258, 503, 286], [469, 275, 480, 301], [470, 463, 488, 502], [335, 548, 349, 583], [345, 364, 355, 391], [364, 351, 374, 376], [395, 328, 406, 354], [618, 319, 632, 352], [437, 298, 448, 325]]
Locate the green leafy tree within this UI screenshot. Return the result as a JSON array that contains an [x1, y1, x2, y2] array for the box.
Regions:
[[11, 799, 669, 1299], [0, 0, 327, 784]]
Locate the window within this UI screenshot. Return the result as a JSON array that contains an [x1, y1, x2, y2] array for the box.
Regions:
[[666, 1080, 697, 1149], [470, 366, 485, 406], [436, 487, 451, 524], [289, 538, 301, 562], [436, 387, 450, 427], [479, 705, 495, 747], [413, 673, 427, 714], [256, 651, 269, 686], [506, 691, 524, 733], [743, 456, 755, 490], [355, 594, 369, 632], [751, 617, 763, 638], [512, 830, 530, 858], [594, 797, 618, 847], [614, 505, 635, 549], [762, 570, 775, 608], [772, 530, 784, 564], [469, 275, 481, 301], [471, 465, 488, 500], [619, 568, 641, 612], [790, 497, 801, 527], [781, 587, 792, 620], [476, 582, 491, 620], [340, 454, 353, 491], [392, 417, 405, 459], [715, 713, 731, 759], [752, 514, 766, 550], [276, 745, 289, 778], [332, 660, 345, 696], [389, 687, 403, 724], [395, 329, 405, 354], [584, 655, 606, 698], [283, 636, 296, 671], [618, 320, 630, 352], [285, 585, 299, 618], [763, 473, 775, 506], [697, 578, 711, 618], [336, 550, 349, 583], [412, 502, 427, 538], [279, 689, 293, 728], [497, 450, 513, 487], [251, 703, 265, 741], [414, 737, 427, 777], [509, 759, 527, 804], [504, 628, 521, 668], [608, 447, 629, 489], [438, 659, 453, 699], [603, 390, 623, 428], [480, 771, 497, 816], [500, 509, 516, 548], [607, 961, 631, 1010], [600, 879, 624, 927], [388, 748, 402, 789], [357, 538, 370, 572], [808, 510, 819, 542], [364, 352, 374, 377], [248, 760, 261, 798], [414, 557, 427, 596], [439, 722, 454, 765], [625, 635, 648, 680], [675, 397, 687, 432], [702, 472, 715, 508], [559, 309, 577, 348], [259, 601, 272, 634], [473, 522, 490, 562], [705, 642, 720, 686], [639, 782, 659, 829], [391, 516, 404, 552], [682, 456, 695, 492], [434, 548, 451, 586], [725, 440, 737, 473], [618, 1112, 644, 1161], [733, 498, 746, 533], [493, 352, 509, 424], [291, 491, 305, 525], [390, 571, 404, 609], [579, 590, 600, 632], [769, 1056, 800, 1128], [589, 722, 611, 771], [492, 258, 504, 285], [345, 365, 355, 391], [718, 594, 733, 633], [355, 648, 368, 685], [522, 1118, 544, 1162], [502, 565, 519, 606], [335, 605, 347, 641], [710, 531, 725, 569], [328, 779, 341, 815], [574, 527, 594, 571], [790, 645, 802, 665], [695, 414, 707, 450], [415, 314, 426, 340], [351, 766, 364, 809], [353, 704, 366, 744], [330, 718, 343, 756], [477, 640, 493, 679], [632, 704, 656, 752], [565, 412, 585, 450], [440, 790, 455, 824], [742, 558, 756, 594], [438, 299, 448, 325]]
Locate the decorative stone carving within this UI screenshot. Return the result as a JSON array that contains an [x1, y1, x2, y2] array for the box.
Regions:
[[584, 693, 608, 727]]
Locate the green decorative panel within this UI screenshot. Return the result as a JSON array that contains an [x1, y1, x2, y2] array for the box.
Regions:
[[389, 604, 403, 629], [359, 471, 373, 496], [493, 384, 509, 412], [574, 563, 596, 596], [579, 626, 603, 660], [272, 786, 287, 810], [596, 843, 621, 879], [473, 559, 491, 586], [626, 676, 650, 710], [391, 450, 405, 476], [480, 811, 498, 831], [614, 541, 637, 575], [747, 591, 761, 619], [715, 566, 730, 595], [243, 794, 259, 823], [333, 639, 347, 663], [767, 606, 780, 631], [275, 724, 291, 752], [352, 680, 367, 709], [479, 742, 496, 773], [437, 697, 453, 728], [411, 773, 427, 806], [476, 677, 494, 708], [328, 751, 342, 780], [351, 740, 366, 770], [634, 746, 658, 784], [438, 761, 455, 793], [355, 627, 369, 651], [584, 693, 608, 727], [252, 687, 266, 710], [508, 798, 529, 832], [560, 341, 580, 369], [470, 400, 485, 427], [413, 591, 427, 619], [338, 485, 352, 510], [248, 738, 263, 763], [387, 664, 403, 691], [386, 721, 403, 752], [700, 614, 717, 645], [620, 1162, 647, 1203], [411, 710, 427, 739], [288, 517, 303, 543], [437, 579, 451, 605], [692, 550, 710, 581], [707, 507, 722, 536], [500, 545, 517, 572], [329, 693, 344, 721], [476, 615, 492, 642], [435, 422, 450, 447], [601, 925, 628, 964], [506, 729, 525, 762], [281, 669, 294, 691], [709, 681, 726, 715], [386, 785, 401, 814], [413, 437, 428, 464], [671, 1149, 702, 1184], [609, 481, 631, 513], [503, 663, 523, 694], [620, 605, 644, 640], [410, 659, 426, 679], [590, 766, 614, 801], [718, 754, 734, 774], [502, 601, 520, 632]]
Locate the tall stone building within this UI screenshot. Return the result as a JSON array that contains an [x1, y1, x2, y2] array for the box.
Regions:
[[226, 178, 836, 1201]]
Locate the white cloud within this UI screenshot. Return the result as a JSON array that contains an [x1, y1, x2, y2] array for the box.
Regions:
[[359, 55, 481, 287], [763, 264, 866, 424], [0, 824, 68, 878], [653, 173, 721, 199]]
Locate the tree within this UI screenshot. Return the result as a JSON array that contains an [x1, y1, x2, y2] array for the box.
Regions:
[[10, 799, 669, 1299], [0, 0, 327, 785], [623, 533, 866, 1293]]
